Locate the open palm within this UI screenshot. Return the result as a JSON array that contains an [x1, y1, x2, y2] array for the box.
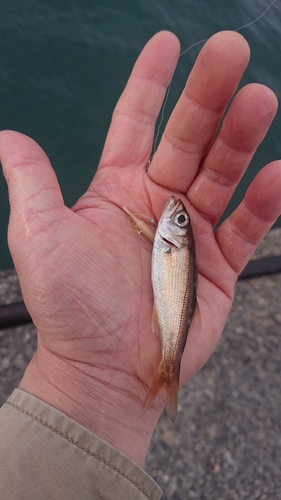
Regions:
[[1, 31, 281, 465]]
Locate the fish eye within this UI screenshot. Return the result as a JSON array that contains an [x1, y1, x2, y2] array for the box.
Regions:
[[175, 212, 189, 226]]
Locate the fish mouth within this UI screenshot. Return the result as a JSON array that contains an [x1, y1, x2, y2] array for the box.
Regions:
[[166, 197, 183, 217]]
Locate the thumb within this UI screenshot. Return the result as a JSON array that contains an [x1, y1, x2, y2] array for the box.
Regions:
[[0, 130, 64, 261]]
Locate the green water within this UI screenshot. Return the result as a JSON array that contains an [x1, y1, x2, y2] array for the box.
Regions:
[[0, 0, 280, 268]]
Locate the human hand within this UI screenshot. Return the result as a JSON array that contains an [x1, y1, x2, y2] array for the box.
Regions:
[[1, 31, 281, 467]]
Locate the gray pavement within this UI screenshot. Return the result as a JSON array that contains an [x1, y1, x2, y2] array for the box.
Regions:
[[1, 229, 281, 499]]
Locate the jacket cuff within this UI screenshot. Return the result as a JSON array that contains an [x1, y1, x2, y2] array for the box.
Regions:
[[0, 388, 162, 500]]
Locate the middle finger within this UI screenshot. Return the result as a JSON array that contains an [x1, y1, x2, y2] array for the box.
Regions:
[[147, 31, 250, 192]]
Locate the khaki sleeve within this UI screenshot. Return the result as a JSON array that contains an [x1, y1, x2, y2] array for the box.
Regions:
[[0, 389, 162, 500]]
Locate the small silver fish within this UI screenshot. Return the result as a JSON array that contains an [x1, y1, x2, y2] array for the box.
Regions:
[[143, 196, 197, 422]]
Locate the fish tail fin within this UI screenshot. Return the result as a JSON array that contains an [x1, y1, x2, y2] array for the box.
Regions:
[[142, 364, 179, 423]]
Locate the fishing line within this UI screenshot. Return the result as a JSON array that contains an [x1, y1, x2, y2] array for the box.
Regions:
[[150, 0, 278, 160], [234, 0, 277, 33]]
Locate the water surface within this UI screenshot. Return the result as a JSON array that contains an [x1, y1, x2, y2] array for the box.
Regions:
[[0, 0, 280, 268]]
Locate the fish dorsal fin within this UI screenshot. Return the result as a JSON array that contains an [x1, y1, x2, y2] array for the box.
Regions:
[[152, 303, 161, 337], [191, 302, 201, 330]]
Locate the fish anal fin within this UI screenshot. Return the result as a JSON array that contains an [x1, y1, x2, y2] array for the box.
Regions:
[[164, 376, 179, 423], [152, 304, 161, 337], [142, 364, 179, 423]]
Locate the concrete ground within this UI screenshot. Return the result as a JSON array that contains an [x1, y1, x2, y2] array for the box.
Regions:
[[1, 229, 281, 499]]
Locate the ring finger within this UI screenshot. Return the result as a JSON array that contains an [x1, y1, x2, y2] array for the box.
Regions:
[[187, 83, 278, 226]]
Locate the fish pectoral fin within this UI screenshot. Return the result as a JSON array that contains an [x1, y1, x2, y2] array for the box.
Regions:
[[142, 364, 179, 423], [152, 304, 161, 337]]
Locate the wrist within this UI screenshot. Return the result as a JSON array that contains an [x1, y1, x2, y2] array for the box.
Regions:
[[19, 347, 161, 467]]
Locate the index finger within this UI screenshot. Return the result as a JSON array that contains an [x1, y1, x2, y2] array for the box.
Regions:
[[148, 31, 250, 192], [97, 31, 180, 171]]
